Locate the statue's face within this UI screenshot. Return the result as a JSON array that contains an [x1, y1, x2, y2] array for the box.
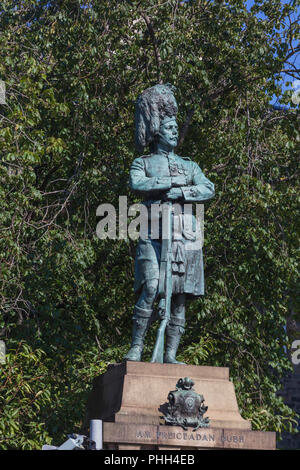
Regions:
[[158, 118, 178, 149]]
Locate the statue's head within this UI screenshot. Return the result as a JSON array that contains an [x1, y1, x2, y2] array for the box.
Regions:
[[135, 83, 178, 153], [158, 116, 178, 151]]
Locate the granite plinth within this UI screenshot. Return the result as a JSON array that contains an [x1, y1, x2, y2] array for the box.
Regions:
[[87, 361, 250, 430], [87, 362, 276, 450]]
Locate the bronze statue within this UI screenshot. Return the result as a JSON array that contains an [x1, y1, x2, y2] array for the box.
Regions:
[[124, 84, 214, 364]]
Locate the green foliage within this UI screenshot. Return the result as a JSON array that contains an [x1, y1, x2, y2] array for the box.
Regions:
[[0, 0, 299, 448], [0, 341, 53, 449], [178, 334, 215, 365]]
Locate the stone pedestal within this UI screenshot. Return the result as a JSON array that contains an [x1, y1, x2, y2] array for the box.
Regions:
[[87, 362, 276, 450]]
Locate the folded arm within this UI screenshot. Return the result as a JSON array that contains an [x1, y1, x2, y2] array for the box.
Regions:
[[129, 158, 172, 195], [129, 157, 214, 202], [180, 162, 215, 202]]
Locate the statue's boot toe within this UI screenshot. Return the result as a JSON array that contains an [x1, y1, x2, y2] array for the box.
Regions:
[[124, 345, 143, 362], [163, 354, 185, 365]]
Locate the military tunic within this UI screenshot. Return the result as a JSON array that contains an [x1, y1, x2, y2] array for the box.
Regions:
[[129, 152, 214, 298]]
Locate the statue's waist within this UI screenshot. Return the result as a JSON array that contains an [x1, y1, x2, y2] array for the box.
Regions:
[[142, 199, 184, 207]]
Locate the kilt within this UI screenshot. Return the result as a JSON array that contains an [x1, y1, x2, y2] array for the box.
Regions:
[[134, 235, 204, 297]]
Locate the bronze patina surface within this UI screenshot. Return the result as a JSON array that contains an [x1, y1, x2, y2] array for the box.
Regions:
[[124, 84, 214, 364]]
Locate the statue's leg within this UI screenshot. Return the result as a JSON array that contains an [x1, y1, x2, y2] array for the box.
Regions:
[[124, 279, 158, 362], [164, 293, 186, 364]]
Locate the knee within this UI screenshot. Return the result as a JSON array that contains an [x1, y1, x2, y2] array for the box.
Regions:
[[170, 306, 185, 326], [144, 279, 158, 300]]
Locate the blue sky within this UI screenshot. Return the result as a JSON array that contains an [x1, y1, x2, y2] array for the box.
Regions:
[[246, 0, 300, 106]]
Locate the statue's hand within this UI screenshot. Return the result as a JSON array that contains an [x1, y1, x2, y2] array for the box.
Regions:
[[164, 187, 183, 200], [171, 175, 187, 187]]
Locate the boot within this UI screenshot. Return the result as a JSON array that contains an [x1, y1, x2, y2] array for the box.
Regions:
[[124, 306, 152, 362], [164, 323, 185, 364]]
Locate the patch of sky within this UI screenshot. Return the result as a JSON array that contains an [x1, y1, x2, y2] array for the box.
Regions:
[[246, 0, 299, 107]]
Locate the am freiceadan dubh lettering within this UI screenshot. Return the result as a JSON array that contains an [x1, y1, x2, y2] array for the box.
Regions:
[[139, 429, 216, 441], [136, 430, 245, 443]]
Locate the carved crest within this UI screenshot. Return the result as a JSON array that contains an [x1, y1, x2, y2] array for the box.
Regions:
[[162, 377, 209, 431]]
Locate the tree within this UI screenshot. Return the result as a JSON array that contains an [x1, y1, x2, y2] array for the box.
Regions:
[[0, 0, 299, 449]]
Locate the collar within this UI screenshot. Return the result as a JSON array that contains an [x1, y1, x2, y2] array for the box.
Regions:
[[152, 150, 176, 159]]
